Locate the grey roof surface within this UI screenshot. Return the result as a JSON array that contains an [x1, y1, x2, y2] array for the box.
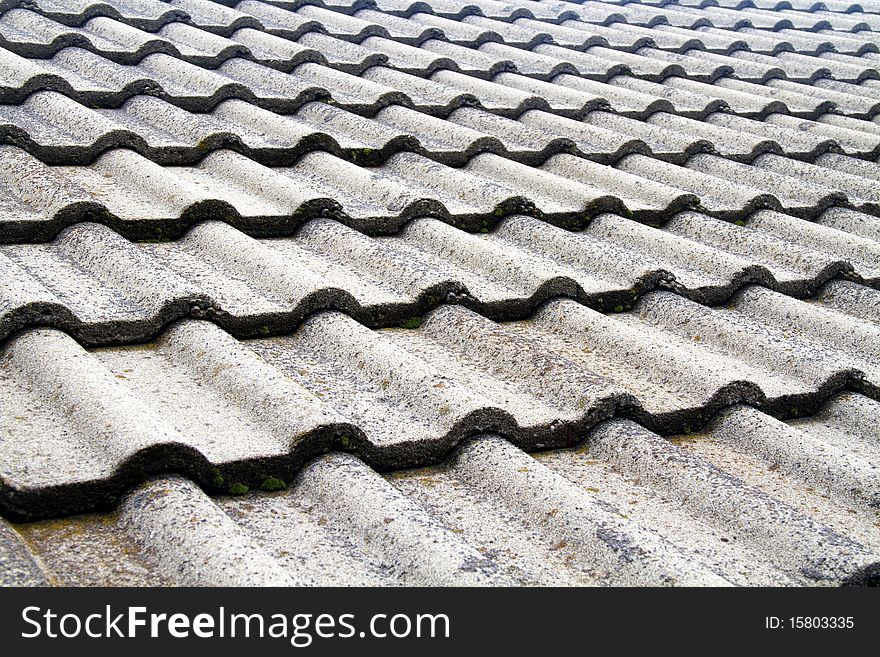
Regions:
[[2, 281, 878, 520], [6, 95, 880, 166], [0, 0, 879, 586], [3, 403, 880, 586], [1, 215, 878, 345], [3, 149, 880, 242]]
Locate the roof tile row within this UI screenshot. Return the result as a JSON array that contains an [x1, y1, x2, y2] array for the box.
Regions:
[[6, 92, 880, 167], [3, 396, 879, 585], [2, 210, 875, 345], [1, 280, 876, 518], [5, 46, 879, 121], [1, 0, 879, 587], [1, 145, 878, 240]]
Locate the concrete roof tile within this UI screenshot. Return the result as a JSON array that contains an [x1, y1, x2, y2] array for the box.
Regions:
[[167, 0, 263, 34], [2, 205, 874, 345], [17, 0, 189, 30], [13, 88, 879, 168], [0, 275, 877, 520], [0, 0, 879, 586], [4, 401, 879, 585]]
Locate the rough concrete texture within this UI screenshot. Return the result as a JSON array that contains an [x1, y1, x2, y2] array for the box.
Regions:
[[0, 1, 880, 247], [4, 405, 879, 586], [0, 284, 876, 518], [4, 142, 880, 241], [19, 93, 860, 167], [2, 208, 874, 344], [1, 0, 880, 588]]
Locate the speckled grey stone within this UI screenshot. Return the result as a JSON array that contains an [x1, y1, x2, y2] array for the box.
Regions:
[[587, 419, 879, 582], [118, 476, 296, 586], [708, 395, 880, 509], [1, 281, 877, 518], [1, 0, 880, 590], [2, 209, 873, 344], [0, 518, 49, 586], [8, 403, 879, 586], [21, 0, 188, 31]]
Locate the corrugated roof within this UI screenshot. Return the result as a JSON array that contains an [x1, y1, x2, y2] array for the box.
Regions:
[[2, 217, 878, 343], [0, 0, 879, 586], [3, 402, 879, 586]]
